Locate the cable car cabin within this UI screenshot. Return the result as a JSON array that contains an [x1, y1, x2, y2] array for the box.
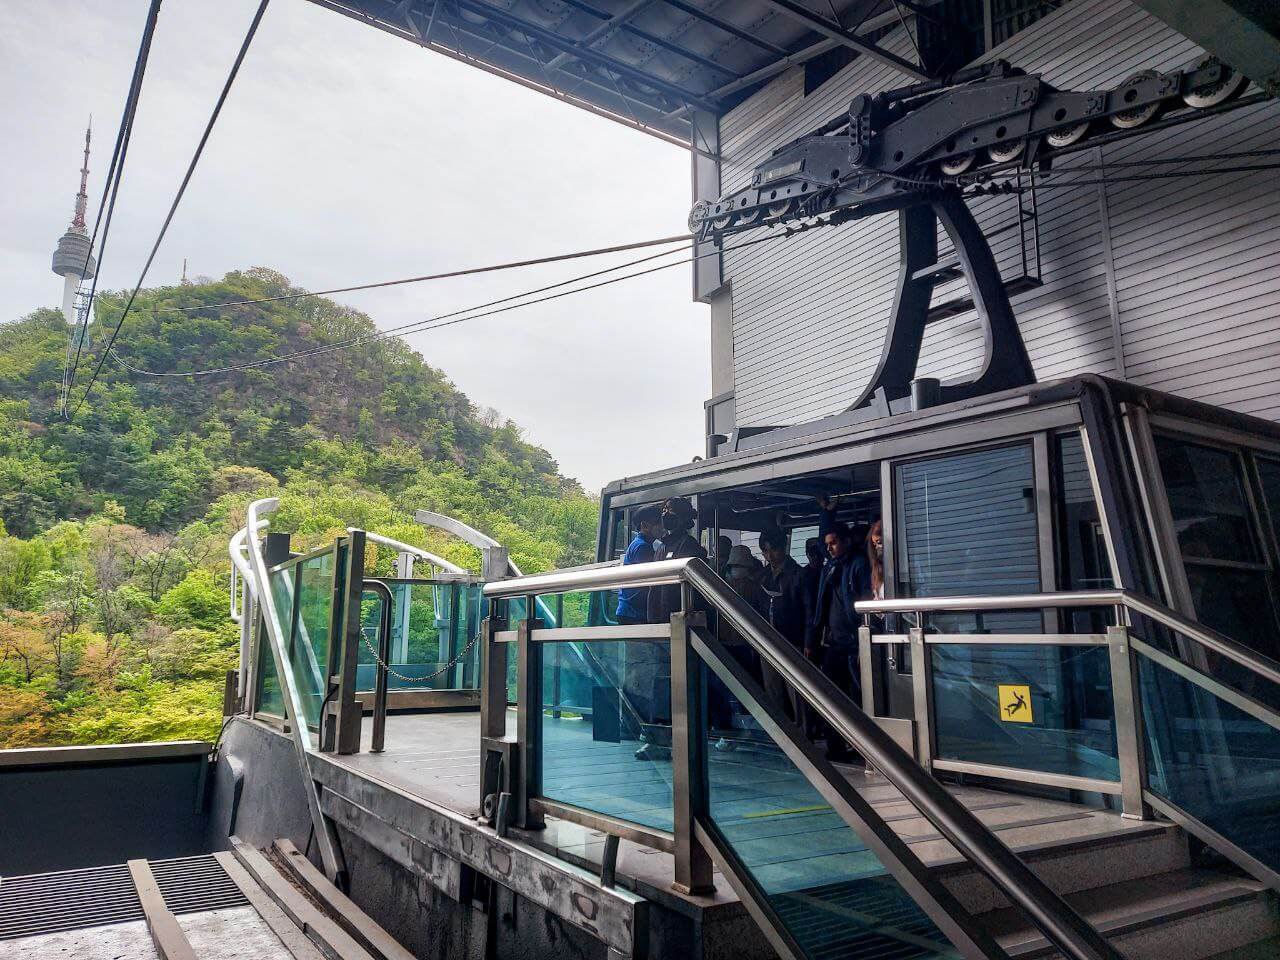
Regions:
[[595, 375, 1280, 802]]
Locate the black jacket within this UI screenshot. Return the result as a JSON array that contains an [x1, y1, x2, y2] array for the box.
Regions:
[[760, 556, 808, 648], [812, 553, 872, 650], [647, 532, 708, 624]]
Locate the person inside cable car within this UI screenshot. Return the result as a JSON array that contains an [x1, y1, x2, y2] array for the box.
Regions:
[[759, 527, 808, 721], [867, 519, 885, 601], [811, 519, 871, 763], [647, 497, 707, 623], [615, 504, 663, 626], [715, 535, 734, 577]]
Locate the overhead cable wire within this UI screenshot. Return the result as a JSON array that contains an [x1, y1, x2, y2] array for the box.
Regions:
[[167, 232, 695, 312], [62, 0, 164, 417], [109, 241, 695, 376], [109, 226, 808, 378], [68, 0, 271, 422]]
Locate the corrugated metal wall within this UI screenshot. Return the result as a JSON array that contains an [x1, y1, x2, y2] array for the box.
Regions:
[[719, 0, 1280, 428]]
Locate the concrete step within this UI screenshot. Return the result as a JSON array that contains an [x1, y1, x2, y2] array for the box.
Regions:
[[1203, 934, 1280, 959], [934, 820, 1191, 915], [981, 867, 1280, 960]]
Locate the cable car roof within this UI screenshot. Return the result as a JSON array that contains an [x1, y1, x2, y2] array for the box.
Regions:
[[304, 0, 934, 148]]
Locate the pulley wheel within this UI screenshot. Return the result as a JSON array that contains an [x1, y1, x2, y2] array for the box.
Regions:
[[986, 139, 1026, 164], [1183, 63, 1248, 109], [482, 792, 498, 821], [767, 199, 795, 219], [1046, 121, 1090, 148], [687, 199, 710, 232], [736, 207, 762, 226], [1110, 71, 1165, 129], [940, 152, 976, 176], [710, 215, 734, 231]]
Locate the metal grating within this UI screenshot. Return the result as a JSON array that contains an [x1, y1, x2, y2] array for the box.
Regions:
[[150, 855, 249, 917], [0, 855, 248, 941]]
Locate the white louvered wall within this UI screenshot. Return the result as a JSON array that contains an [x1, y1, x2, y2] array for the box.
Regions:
[[717, 0, 1280, 429]]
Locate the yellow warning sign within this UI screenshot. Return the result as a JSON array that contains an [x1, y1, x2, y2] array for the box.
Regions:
[[998, 684, 1033, 723]]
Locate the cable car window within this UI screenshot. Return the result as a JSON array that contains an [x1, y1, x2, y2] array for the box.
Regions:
[[1154, 437, 1261, 563], [1056, 433, 1113, 590], [1254, 457, 1280, 553], [1154, 436, 1280, 660], [895, 442, 1041, 632], [788, 524, 818, 565]]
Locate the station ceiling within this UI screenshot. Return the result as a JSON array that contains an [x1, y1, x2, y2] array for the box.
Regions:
[[303, 0, 939, 148], [303, 0, 1280, 152]]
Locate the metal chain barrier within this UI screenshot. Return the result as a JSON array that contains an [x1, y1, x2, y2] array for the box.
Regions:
[[358, 627, 481, 685]]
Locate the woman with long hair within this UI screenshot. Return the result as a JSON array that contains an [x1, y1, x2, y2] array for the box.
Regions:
[[867, 519, 885, 600]]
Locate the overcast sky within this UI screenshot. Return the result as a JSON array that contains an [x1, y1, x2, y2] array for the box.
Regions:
[[0, 0, 710, 493]]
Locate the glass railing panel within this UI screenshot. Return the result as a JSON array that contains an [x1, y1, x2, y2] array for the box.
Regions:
[[538, 637, 673, 832], [289, 549, 342, 728], [355, 582, 485, 692], [700, 658, 962, 959], [532, 589, 620, 628], [254, 621, 285, 716], [931, 643, 1120, 781], [1138, 652, 1280, 873]]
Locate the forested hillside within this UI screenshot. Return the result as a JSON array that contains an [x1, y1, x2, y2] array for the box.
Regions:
[[0, 269, 597, 746]]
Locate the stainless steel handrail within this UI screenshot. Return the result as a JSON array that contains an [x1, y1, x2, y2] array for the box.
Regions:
[[856, 589, 1280, 688], [483, 557, 690, 598], [484, 558, 1121, 960]]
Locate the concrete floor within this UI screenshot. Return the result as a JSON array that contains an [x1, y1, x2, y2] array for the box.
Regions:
[[0, 907, 292, 960]]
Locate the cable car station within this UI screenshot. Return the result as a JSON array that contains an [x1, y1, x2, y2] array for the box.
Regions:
[[3, 2, 1280, 959]]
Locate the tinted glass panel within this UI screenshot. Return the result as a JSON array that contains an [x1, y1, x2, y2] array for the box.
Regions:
[[539, 637, 672, 831], [896, 444, 1040, 632], [1155, 437, 1259, 562], [932, 644, 1119, 781], [254, 623, 284, 716], [1056, 433, 1112, 590], [1139, 654, 1280, 873], [701, 659, 961, 959], [1256, 457, 1280, 551], [1183, 565, 1279, 663]]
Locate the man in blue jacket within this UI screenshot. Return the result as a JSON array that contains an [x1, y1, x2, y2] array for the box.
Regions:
[[810, 514, 871, 763], [615, 505, 664, 625]]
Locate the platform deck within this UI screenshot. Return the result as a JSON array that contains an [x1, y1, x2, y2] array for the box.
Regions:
[[331, 710, 1161, 910]]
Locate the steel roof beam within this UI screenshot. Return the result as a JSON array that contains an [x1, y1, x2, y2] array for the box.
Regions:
[[656, 0, 791, 57], [758, 0, 928, 79], [553, 0, 740, 79], [546, 0, 653, 70], [453, 0, 722, 112], [672, 0, 944, 111]]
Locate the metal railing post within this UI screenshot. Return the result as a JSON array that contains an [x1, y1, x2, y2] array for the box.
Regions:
[[909, 624, 934, 773], [368, 581, 393, 754], [516, 596, 545, 829], [670, 596, 714, 895], [1107, 621, 1151, 820], [858, 622, 879, 716], [333, 532, 366, 756], [480, 604, 508, 740]]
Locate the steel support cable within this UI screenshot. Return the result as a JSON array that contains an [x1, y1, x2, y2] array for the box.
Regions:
[[167, 232, 695, 313], [108, 225, 805, 378], [62, 0, 164, 416], [68, 0, 271, 422], [966, 161, 1280, 196]]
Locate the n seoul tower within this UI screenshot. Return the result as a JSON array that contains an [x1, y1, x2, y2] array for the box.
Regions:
[[51, 121, 96, 329]]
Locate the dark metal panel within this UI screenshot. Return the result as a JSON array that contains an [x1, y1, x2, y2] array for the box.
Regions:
[[757, 0, 928, 78], [1129, 0, 1280, 95]]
